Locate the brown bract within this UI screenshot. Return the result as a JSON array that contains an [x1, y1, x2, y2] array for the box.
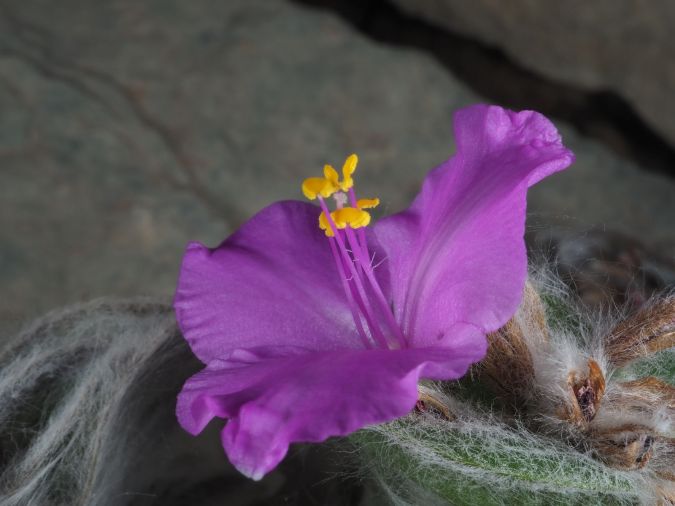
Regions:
[[605, 297, 675, 368], [589, 424, 655, 470], [652, 438, 675, 483], [477, 282, 546, 409], [450, 276, 673, 490], [615, 377, 675, 415], [655, 483, 675, 506]]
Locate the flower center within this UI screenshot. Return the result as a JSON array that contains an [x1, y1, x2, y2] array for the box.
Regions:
[[302, 154, 406, 350]]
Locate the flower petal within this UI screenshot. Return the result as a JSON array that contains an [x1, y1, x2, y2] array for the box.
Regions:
[[176, 325, 486, 480], [174, 201, 359, 364], [373, 105, 574, 345]]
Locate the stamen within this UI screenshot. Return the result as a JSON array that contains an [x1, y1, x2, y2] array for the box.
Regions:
[[318, 197, 389, 349], [340, 154, 358, 191], [347, 188, 369, 248], [347, 188, 407, 348], [323, 164, 340, 188], [356, 198, 380, 209], [325, 234, 372, 349], [343, 228, 407, 349], [318, 206, 372, 237], [303, 154, 406, 349], [302, 177, 336, 200], [333, 208, 371, 229]]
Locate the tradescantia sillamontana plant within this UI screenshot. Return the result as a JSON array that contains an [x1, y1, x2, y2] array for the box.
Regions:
[[172, 103, 672, 503]]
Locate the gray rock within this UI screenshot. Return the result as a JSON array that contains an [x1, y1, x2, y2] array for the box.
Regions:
[[0, 0, 673, 334], [391, 0, 675, 147], [529, 124, 675, 248]]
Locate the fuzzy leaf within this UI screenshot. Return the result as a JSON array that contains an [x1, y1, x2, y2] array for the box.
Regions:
[[614, 349, 675, 385], [354, 415, 641, 506], [540, 293, 587, 336]]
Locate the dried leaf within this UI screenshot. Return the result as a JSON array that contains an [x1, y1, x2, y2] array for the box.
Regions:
[[562, 359, 606, 425], [651, 438, 675, 483], [416, 387, 454, 421], [590, 424, 655, 470], [618, 376, 675, 410], [655, 483, 675, 506]]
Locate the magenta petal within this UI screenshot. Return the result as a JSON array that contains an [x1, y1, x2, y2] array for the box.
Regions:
[[174, 201, 360, 364], [176, 327, 485, 480], [373, 105, 574, 346]]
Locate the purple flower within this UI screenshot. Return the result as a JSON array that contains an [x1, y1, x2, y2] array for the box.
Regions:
[[174, 105, 574, 480]]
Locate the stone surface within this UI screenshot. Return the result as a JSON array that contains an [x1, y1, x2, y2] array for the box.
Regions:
[[1, 0, 674, 335], [528, 124, 675, 248], [391, 0, 675, 147]]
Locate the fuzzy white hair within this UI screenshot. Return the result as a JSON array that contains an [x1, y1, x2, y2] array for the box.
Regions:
[[0, 299, 291, 506], [356, 267, 674, 505], [0, 278, 672, 505]]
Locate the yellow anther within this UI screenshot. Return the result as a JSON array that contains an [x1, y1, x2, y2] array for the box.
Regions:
[[340, 154, 358, 191], [318, 210, 335, 237], [307, 154, 378, 237], [302, 177, 336, 200], [333, 207, 371, 229], [318, 207, 372, 237], [356, 198, 379, 209], [303, 154, 360, 200], [323, 164, 340, 188]]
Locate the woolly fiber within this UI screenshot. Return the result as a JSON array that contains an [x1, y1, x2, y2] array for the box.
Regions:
[[0, 275, 671, 505], [353, 269, 674, 505], [0, 299, 287, 506]]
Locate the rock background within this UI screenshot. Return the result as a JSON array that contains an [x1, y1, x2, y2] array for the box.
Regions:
[[1, 0, 674, 337], [391, 0, 675, 148]]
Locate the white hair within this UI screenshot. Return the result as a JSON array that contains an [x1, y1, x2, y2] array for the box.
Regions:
[[1, 276, 672, 505], [0, 299, 257, 505]]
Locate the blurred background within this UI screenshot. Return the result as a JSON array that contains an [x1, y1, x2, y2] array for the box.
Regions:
[[1, 0, 675, 336]]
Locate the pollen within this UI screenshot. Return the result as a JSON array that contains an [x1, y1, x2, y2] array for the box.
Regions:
[[319, 207, 372, 237], [340, 154, 358, 191], [303, 154, 379, 237], [301, 154, 360, 200], [302, 177, 337, 200], [356, 198, 379, 209], [323, 164, 340, 189]]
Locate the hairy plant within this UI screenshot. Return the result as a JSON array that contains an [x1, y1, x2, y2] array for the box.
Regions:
[[356, 271, 674, 505], [0, 299, 293, 506], [0, 270, 672, 505]]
